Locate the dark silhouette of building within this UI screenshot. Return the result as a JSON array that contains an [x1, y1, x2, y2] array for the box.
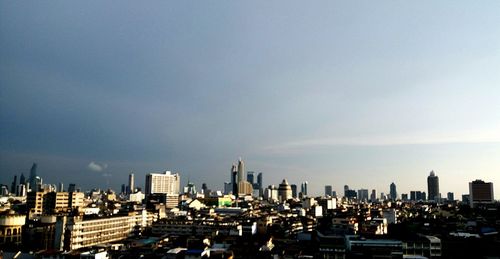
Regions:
[[469, 179, 494, 208], [427, 170, 439, 202], [390, 182, 397, 200], [29, 163, 38, 191], [257, 172, 263, 189], [68, 183, 76, 193], [247, 171, 254, 185], [291, 184, 297, 198], [11, 175, 17, 194], [19, 173, 26, 186]]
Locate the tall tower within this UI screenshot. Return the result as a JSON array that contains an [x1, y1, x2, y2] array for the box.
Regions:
[[300, 181, 308, 196], [29, 163, 38, 192], [427, 170, 439, 202], [390, 182, 397, 200], [370, 189, 377, 202], [247, 171, 255, 185], [128, 173, 135, 194], [11, 175, 17, 194], [237, 158, 245, 183], [19, 173, 26, 186], [230, 164, 237, 182], [290, 184, 297, 198], [257, 173, 263, 189], [230, 164, 238, 195], [325, 185, 333, 196]]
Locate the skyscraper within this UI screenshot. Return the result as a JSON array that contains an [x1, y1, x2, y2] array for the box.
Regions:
[[128, 173, 135, 194], [358, 189, 369, 202], [247, 171, 254, 185], [447, 192, 454, 201], [29, 163, 38, 192], [290, 184, 297, 198], [469, 179, 494, 208], [325, 185, 333, 196], [389, 182, 397, 200], [201, 183, 208, 194], [237, 158, 245, 183], [370, 189, 377, 203], [427, 171, 439, 202], [68, 183, 76, 193], [19, 173, 26, 186], [301, 181, 308, 196], [145, 171, 180, 195], [257, 172, 263, 189], [231, 171, 238, 195], [11, 175, 17, 194]]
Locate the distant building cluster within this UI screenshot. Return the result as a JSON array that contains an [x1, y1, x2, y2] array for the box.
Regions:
[[0, 162, 498, 258]]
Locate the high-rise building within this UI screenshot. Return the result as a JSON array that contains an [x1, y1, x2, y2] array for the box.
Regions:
[[128, 173, 135, 194], [11, 175, 17, 194], [390, 182, 397, 200], [278, 179, 292, 202], [345, 189, 357, 199], [29, 163, 38, 192], [447, 192, 454, 201], [58, 182, 64, 192], [257, 172, 263, 189], [427, 171, 439, 202], [247, 171, 255, 185], [301, 181, 308, 196], [68, 183, 76, 193], [19, 173, 26, 186], [325, 185, 333, 196], [370, 189, 377, 203], [230, 164, 238, 195], [290, 184, 297, 198], [145, 171, 180, 195], [358, 189, 369, 202], [224, 182, 232, 195], [462, 194, 470, 205], [16, 184, 27, 197], [238, 181, 253, 196], [237, 158, 245, 183], [469, 180, 494, 208], [230, 164, 237, 184]]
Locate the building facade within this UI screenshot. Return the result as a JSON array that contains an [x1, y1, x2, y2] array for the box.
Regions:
[[58, 210, 156, 251], [427, 171, 439, 202], [145, 171, 180, 195], [469, 179, 494, 208]]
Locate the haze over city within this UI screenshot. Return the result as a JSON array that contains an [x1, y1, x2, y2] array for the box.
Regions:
[[1, 1, 500, 199]]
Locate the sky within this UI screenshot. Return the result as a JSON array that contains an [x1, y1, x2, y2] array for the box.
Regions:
[[1, 1, 500, 199]]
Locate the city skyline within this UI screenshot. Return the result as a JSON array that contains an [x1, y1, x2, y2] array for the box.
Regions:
[[2, 161, 496, 201], [2, 2, 500, 199]]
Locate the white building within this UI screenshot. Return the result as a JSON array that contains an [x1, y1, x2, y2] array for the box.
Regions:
[[129, 191, 145, 203], [145, 171, 180, 195]]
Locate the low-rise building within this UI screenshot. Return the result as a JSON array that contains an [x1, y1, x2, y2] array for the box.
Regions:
[[0, 210, 26, 246], [56, 210, 155, 251]]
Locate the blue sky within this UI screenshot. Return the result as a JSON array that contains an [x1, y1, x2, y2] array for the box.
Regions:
[[1, 1, 500, 198]]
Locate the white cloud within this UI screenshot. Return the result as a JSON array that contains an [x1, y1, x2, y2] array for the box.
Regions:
[[263, 129, 500, 154], [88, 161, 108, 172]]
